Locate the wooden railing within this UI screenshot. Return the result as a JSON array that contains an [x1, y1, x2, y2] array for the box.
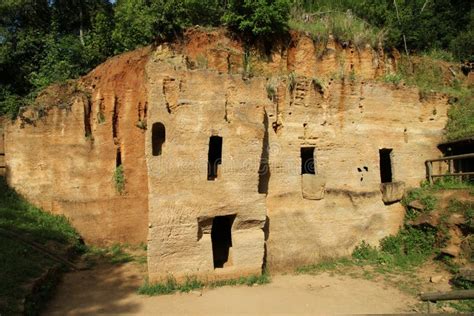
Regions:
[[420, 289, 474, 313], [425, 153, 474, 184]]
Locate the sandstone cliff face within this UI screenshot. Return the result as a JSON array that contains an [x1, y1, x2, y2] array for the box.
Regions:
[[4, 28, 449, 279], [5, 48, 150, 245]]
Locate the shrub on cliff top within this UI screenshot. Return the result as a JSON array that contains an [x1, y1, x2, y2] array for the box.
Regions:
[[222, 0, 291, 39]]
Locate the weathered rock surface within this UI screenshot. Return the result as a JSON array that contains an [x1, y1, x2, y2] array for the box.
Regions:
[[381, 181, 405, 204], [5, 48, 151, 245], [3, 28, 452, 280]]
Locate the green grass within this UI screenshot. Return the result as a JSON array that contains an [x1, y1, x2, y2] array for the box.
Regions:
[[0, 177, 83, 314], [403, 179, 474, 217], [289, 10, 385, 51], [297, 181, 473, 311], [113, 165, 125, 194], [381, 73, 403, 85], [138, 272, 270, 296], [445, 87, 474, 141], [84, 244, 135, 265], [298, 215, 439, 276], [382, 55, 473, 141]]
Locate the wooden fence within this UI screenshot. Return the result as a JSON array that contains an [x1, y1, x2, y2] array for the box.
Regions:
[[420, 289, 474, 313], [425, 153, 474, 184]]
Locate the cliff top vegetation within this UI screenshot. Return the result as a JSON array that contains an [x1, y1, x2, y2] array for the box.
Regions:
[[0, 0, 472, 138]]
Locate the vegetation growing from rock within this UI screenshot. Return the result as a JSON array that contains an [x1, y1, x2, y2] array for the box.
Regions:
[[377, 54, 473, 141], [297, 178, 474, 312], [138, 272, 271, 296], [113, 165, 125, 194], [1, 0, 472, 121]]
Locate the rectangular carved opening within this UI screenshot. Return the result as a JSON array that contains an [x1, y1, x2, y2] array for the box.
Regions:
[[208, 136, 222, 180], [211, 215, 235, 269], [379, 148, 393, 183], [116, 147, 122, 167], [258, 112, 270, 194], [152, 122, 166, 156], [301, 147, 315, 175], [112, 96, 119, 139]]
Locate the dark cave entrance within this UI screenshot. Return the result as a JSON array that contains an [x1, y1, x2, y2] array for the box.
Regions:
[[211, 215, 235, 269], [301, 147, 315, 175], [379, 148, 393, 183], [207, 136, 222, 180], [152, 122, 166, 156]]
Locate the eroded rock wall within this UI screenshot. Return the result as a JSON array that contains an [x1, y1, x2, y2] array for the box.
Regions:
[[4, 28, 450, 278], [5, 48, 150, 245], [145, 47, 268, 281], [264, 80, 447, 270]]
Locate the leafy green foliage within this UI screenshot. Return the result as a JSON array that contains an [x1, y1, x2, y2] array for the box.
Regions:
[[112, 0, 156, 53], [403, 184, 438, 213], [382, 73, 403, 85], [29, 34, 89, 91], [223, 0, 290, 38], [380, 226, 437, 265], [290, 10, 385, 50], [449, 9, 474, 61], [298, 225, 438, 278], [0, 0, 471, 123], [292, 0, 473, 60], [113, 165, 125, 194], [445, 88, 474, 141]]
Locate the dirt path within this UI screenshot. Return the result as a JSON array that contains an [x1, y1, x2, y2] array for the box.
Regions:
[[44, 262, 419, 315]]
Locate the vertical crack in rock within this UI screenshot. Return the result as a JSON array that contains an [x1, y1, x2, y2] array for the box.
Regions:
[[83, 95, 92, 138], [136, 101, 147, 129], [261, 216, 270, 270], [116, 146, 122, 167], [143, 101, 148, 121], [226, 53, 231, 74], [224, 99, 229, 123], [112, 96, 119, 142], [97, 96, 105, 123], [271, 80, 285, 134], [258, 110, 270, 194], [163, 77, 178, 114], [224, 84, 236, 123], [338, 79, 346, 128], [138, 102, 142, 121]]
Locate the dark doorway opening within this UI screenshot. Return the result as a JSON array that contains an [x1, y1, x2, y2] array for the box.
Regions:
[[379, 148, 393, 183], [208, 136, 222, 180], [211, 215, 235, 269], [301, 147, 315, 175], [258, 112, 270, 194], [116, 147, 122, 167], [152, 123, 166, 156]]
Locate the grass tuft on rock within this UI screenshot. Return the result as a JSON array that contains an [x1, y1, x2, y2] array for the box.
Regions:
[[138, 272, 270, 296]]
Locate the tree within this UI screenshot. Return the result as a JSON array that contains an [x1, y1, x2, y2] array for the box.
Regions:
[[112, 0, 156, 53], [222, 0, 291, 39]]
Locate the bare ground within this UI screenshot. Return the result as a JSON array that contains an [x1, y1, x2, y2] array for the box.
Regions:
[[43, 260, 436, 315]]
